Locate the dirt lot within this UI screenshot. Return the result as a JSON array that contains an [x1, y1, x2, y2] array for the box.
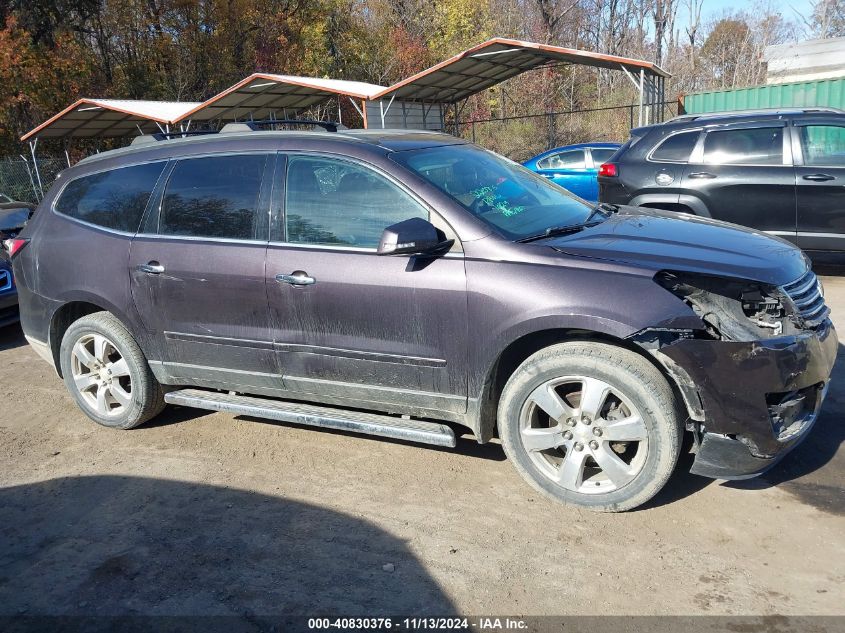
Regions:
[[1, 277, 843, 619]]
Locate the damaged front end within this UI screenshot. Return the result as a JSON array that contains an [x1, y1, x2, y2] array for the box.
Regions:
[[629, 269, 838, 480]]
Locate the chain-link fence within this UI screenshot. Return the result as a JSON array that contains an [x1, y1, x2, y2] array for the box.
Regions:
[[0, 157, 67, 204], [452, 101, 678, 163]]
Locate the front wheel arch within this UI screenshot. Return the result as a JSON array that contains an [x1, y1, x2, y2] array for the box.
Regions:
[[474, 328, 694, 443]]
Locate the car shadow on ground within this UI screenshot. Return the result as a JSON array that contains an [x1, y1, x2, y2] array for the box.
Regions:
[[724, 342, 845, 515], [0, 475, 457, 622]]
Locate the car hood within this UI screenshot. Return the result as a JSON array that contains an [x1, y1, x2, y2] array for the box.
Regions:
[[546, 206, 808, 286]]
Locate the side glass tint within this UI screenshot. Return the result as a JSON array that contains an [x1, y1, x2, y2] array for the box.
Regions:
[[284, 156, 428, 248], [702, 127, 783, 165], [55, 162, 166, 232], [159, 155, 267, 240], [651, 131, 699, 162], [537, 150, 586, 170], [800, 125, 845, 166]]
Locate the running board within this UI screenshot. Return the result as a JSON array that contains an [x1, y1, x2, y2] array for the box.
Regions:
[[164, 388, 457, 448]]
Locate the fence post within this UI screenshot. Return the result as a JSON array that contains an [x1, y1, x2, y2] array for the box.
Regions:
[[471, 120, 476, 144], [547, 113, 554, 151]]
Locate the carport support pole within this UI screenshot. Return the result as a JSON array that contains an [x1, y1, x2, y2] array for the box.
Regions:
[[638, 69, 644, 127], [19, 154, 39, 202], [28, 139, 44, 200]]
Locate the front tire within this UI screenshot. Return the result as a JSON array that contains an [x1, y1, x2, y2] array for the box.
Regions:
[[498, 342, 682, 512], [59, 312, 165, 429]]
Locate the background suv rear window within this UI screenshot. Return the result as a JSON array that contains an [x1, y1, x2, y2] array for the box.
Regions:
[[702, 127, 783, 165], [159, 155, 267, 240], [650, 131, 699, 162], [55, 162, 165, 233]]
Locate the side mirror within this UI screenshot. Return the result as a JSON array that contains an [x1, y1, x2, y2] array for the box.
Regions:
[[377, 217, 454, 257]]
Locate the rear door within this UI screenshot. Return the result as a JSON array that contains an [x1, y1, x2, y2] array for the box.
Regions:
[[264, 153, 468, 416], [535, 149, 594, 200], [792, 117, 845, 252], [680, 121, 797, 242], [129, 153, 277, 391]]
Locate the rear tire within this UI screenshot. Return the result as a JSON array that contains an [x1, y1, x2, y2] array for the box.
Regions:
[[498, 341, 682, 512], [59, 312, 165, 429]]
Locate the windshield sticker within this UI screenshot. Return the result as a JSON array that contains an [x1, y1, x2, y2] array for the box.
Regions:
[[471, 186, 526, 218]]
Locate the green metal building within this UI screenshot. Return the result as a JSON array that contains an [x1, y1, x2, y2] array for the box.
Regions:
[[680, 78, 845, 114]]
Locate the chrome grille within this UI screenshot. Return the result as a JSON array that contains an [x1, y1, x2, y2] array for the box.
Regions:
[[782, 270, 829, 328], [0, 269, 11, 293]]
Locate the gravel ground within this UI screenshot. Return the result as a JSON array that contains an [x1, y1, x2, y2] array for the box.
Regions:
[[0, 277, 843, 618]]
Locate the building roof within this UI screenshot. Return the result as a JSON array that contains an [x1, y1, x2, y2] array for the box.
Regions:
[[20, 99, 201, 142], [175, 73, 386, 123], [373, 37, 669, 103], [764, 36, 845, 84]]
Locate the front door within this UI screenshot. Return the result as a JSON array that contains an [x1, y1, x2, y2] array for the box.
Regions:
[[793, 118, 845, 253], [265, 153, 468, 416], [681, 121, 797, 243], [129, 153, 278, 391]]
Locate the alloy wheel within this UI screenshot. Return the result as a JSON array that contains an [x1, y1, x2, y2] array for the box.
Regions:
[[70, 333, 133, 417], [518, 375, 649, 494]]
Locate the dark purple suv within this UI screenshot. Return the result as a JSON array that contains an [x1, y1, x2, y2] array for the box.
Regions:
[[10, 128, 838, 511]]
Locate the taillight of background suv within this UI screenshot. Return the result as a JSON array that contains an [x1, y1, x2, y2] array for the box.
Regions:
[[598, 163, 617, 177]]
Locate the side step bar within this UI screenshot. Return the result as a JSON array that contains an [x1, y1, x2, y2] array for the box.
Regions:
[[164, 388, 457, 448]]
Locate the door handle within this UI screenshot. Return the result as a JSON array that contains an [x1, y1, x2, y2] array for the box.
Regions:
[[541, 173, 555, 179], [687, 172, 716, 179], [802, 173, 835, 182], [276, 271, 316, 286], [137, 262, 165, 274]]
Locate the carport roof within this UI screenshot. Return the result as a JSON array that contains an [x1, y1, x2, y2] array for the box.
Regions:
[[20, 99, 202, 142], [175, 73, 386, 123], [373, 38, 670, 103]]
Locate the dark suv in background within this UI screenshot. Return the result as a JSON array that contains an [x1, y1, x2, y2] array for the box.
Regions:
[[598, 108, 845, 262], [10, 127, 838, 511], [0, 202, 34, 327]]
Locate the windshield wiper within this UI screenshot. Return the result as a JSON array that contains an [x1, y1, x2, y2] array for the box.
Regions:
[[517, 204, 619, 243]]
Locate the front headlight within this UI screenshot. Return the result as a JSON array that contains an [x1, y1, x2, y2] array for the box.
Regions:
[[655, 271, 795, 341]]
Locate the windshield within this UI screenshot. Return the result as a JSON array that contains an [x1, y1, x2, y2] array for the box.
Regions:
[[391, 144, 592, 241]]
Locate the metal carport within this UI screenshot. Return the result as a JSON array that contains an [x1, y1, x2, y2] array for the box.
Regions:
[[369, 38, 669, 130], [172, 73, 386, 129], [20, 98, 201, 195]]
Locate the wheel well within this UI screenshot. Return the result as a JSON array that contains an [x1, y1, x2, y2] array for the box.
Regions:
[[50, 301, 106, 376], [638, 202, 694, 214], [476, 329, 690, 442]]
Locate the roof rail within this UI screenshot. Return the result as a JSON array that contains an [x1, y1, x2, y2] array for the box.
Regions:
[[221, 118, 341, 133], [130, 129, 219, 145], [669, 107, 845, 123]]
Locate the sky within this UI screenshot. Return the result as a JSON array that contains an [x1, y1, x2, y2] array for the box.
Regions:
[[675, 0, 816, 32]]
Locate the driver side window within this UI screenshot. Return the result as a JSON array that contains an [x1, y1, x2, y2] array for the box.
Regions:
[[284, 156, 428, 248]]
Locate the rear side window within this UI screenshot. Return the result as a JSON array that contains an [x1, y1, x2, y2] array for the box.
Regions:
[[650, 131, 699, 162], [702, 127, 783, 165], [55, 162, 165, 233], [537, 150, 586, 170], [159, 154, 267, 240]]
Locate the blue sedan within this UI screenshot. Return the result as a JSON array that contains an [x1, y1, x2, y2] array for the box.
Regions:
[[523, 142, 621, 202]]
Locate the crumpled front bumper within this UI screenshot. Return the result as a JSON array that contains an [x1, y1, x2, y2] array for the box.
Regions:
[[654, 319, 838, 480]]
